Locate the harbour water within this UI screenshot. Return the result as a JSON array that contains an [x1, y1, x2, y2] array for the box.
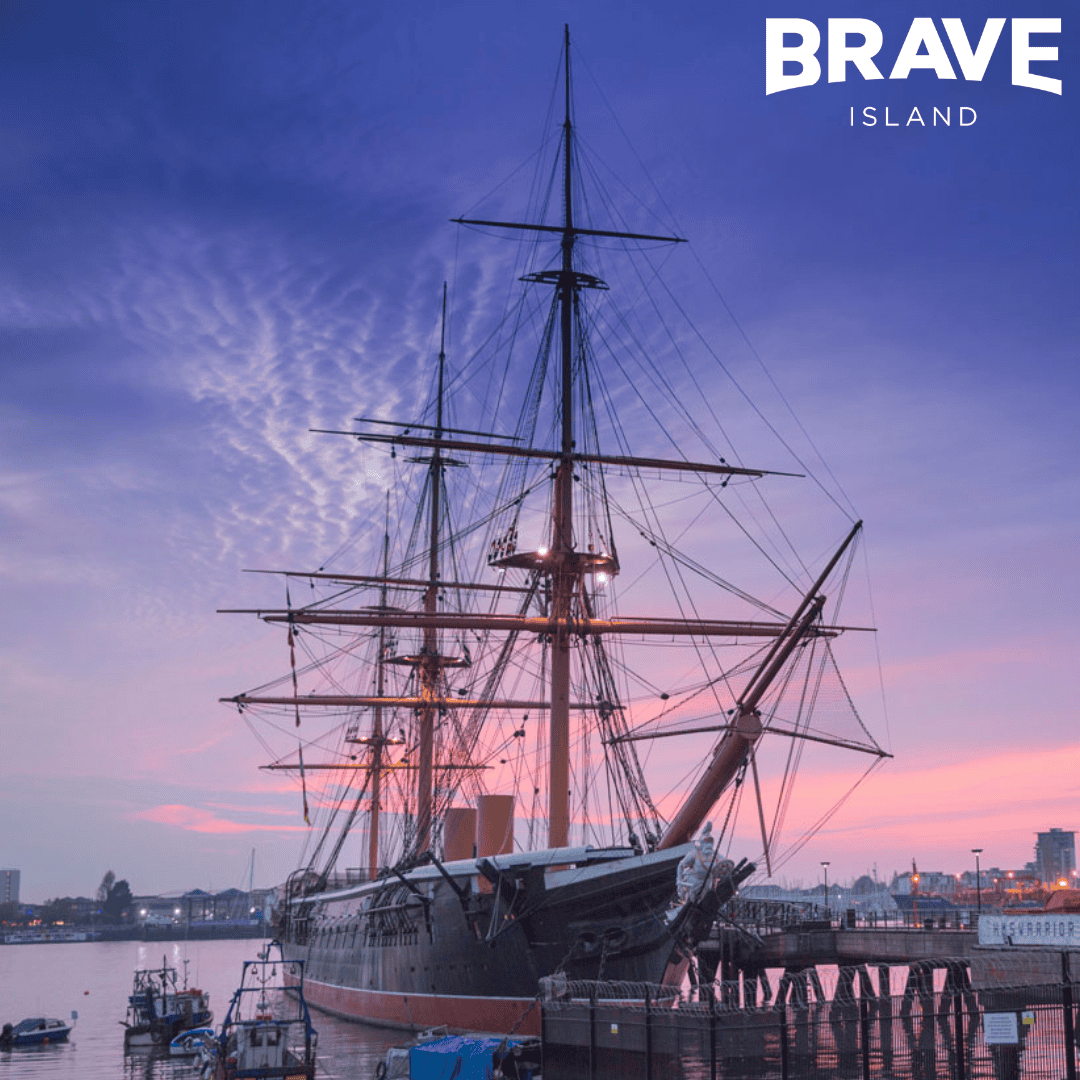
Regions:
[[0, 937, 400, 1079]]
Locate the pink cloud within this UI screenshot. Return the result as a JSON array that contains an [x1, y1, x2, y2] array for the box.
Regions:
[[206, 801, 300, 817], [174, 732, 235, 756], [797, 744, 1080, 821], [880, 642, 1038, 682], [646, 739, 1080, 882], [737, 743, 1080, 877], [137, 803, 307, 834]]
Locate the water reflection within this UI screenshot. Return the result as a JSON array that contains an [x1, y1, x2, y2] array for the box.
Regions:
[[0, 940, 401, 1080]]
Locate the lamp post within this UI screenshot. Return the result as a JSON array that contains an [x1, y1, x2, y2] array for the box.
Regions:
[[821, 861, 830, 919], [972, 848, 983, 913]]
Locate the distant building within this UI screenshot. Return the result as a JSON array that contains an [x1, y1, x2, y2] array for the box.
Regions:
[[892, 870, 957, 898], [1, 869, 19, 904], [133, 887, 272, 927], [133, 895, 184, 926], [1036, 829, 1076, 886]]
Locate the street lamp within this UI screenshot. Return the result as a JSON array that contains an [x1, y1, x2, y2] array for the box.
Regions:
[[971, 848, 983, 913], [821, 861, 831, 917]]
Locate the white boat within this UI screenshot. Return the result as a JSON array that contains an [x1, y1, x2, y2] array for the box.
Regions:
[[169, 1025, 215, 1056]]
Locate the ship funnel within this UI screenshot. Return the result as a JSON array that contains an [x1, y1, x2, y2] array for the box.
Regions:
[[476, 795, 514, 857], [442, 807, 477, 862], [475, 795, 515, 893]]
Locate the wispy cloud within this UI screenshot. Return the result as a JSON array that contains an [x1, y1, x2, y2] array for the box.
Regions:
[[137, 804, 307, 834], [2, 0, 1074, 902]]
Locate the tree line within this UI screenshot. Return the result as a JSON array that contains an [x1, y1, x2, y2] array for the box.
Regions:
[[0, 871, 134, 926]]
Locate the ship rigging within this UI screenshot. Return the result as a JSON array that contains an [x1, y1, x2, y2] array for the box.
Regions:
[[220, 26, 889, 1033]]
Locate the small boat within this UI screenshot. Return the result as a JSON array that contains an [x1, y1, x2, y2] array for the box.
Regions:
[[122, 956, 212, 1050], [378, 1027, 452, 1079], [0, 1013, 75, 1048], [198, 940, 317, 1079], [380, 1032, 541, 1080], [169, 1026, 215, 1056]]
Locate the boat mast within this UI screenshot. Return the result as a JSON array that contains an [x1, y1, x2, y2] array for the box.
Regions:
[[368, 495, 390, 877], [549, 24, 576, 849], [656, 521, 864, 850], [416, 284, 449, 853]]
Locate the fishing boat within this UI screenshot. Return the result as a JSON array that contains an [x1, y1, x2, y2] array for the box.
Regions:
[[197, 941, 317, 1080], [0, 1014, 75, 1048], [122, 957, 213, 1049], [222, 27, 888, 1035]]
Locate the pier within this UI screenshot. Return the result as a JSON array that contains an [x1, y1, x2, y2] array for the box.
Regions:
[[541, 964, 1080, 1080], [541, 903, 1080, 1078], [697, 899, 979, 1010]]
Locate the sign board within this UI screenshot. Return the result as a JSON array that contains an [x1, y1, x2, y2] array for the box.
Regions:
[[978, 913, 1080, 946], [983, 1012, 1019, 1045]]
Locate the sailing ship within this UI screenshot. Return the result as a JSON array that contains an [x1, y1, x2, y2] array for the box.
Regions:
[[222, 28, 888, 1034]]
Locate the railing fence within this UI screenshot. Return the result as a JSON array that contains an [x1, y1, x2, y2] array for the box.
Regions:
[[541, 969, 1080, 1080]]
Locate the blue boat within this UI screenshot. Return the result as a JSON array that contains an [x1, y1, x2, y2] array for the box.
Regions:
[[169, 1026, 215, 1056], [410, 1035, 540, 1080], [0, 1015, 74, 1048]]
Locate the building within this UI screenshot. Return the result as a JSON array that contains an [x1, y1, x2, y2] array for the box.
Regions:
[[1036, 829, 1076, 886], [892, 869, 958, 898], [133, 888, 273, 928], [1, 869, 19, 904], [133, 895, 184, 926]]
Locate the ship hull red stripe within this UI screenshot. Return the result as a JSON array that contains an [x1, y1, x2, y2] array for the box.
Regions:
[[300, 976, 541, 1036]]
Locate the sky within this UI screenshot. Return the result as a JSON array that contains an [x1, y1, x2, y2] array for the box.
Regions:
[[1, 0, 1077, 903]]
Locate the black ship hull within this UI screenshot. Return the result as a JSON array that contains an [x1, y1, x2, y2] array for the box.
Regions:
[[281, 845, 715, 1034]]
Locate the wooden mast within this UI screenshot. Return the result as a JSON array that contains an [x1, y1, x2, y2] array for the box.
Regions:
[[368, 497, 390, 878], [416, 283, 449, 853], [656, 520, 864, 850], [548, 23, 576, 849]]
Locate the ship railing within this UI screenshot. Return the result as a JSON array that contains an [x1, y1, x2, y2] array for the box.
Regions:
[[725, 898, 980, 934], [540, 977, 682, 1007], [319, 870, 379, 890]]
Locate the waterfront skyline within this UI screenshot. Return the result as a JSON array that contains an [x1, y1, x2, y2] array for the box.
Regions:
[[2, 0, 1076, 903]]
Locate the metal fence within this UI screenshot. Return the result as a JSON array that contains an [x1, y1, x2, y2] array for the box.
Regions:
[[727, 897, 978, 933], [541, 971, 1080, 1080]]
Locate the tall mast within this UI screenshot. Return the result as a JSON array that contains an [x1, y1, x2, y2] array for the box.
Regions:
[[549, 24, 576, 849], [416, 283, 449, 852], [276, 30, 688, 853], [368, 494, 391, 878]]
